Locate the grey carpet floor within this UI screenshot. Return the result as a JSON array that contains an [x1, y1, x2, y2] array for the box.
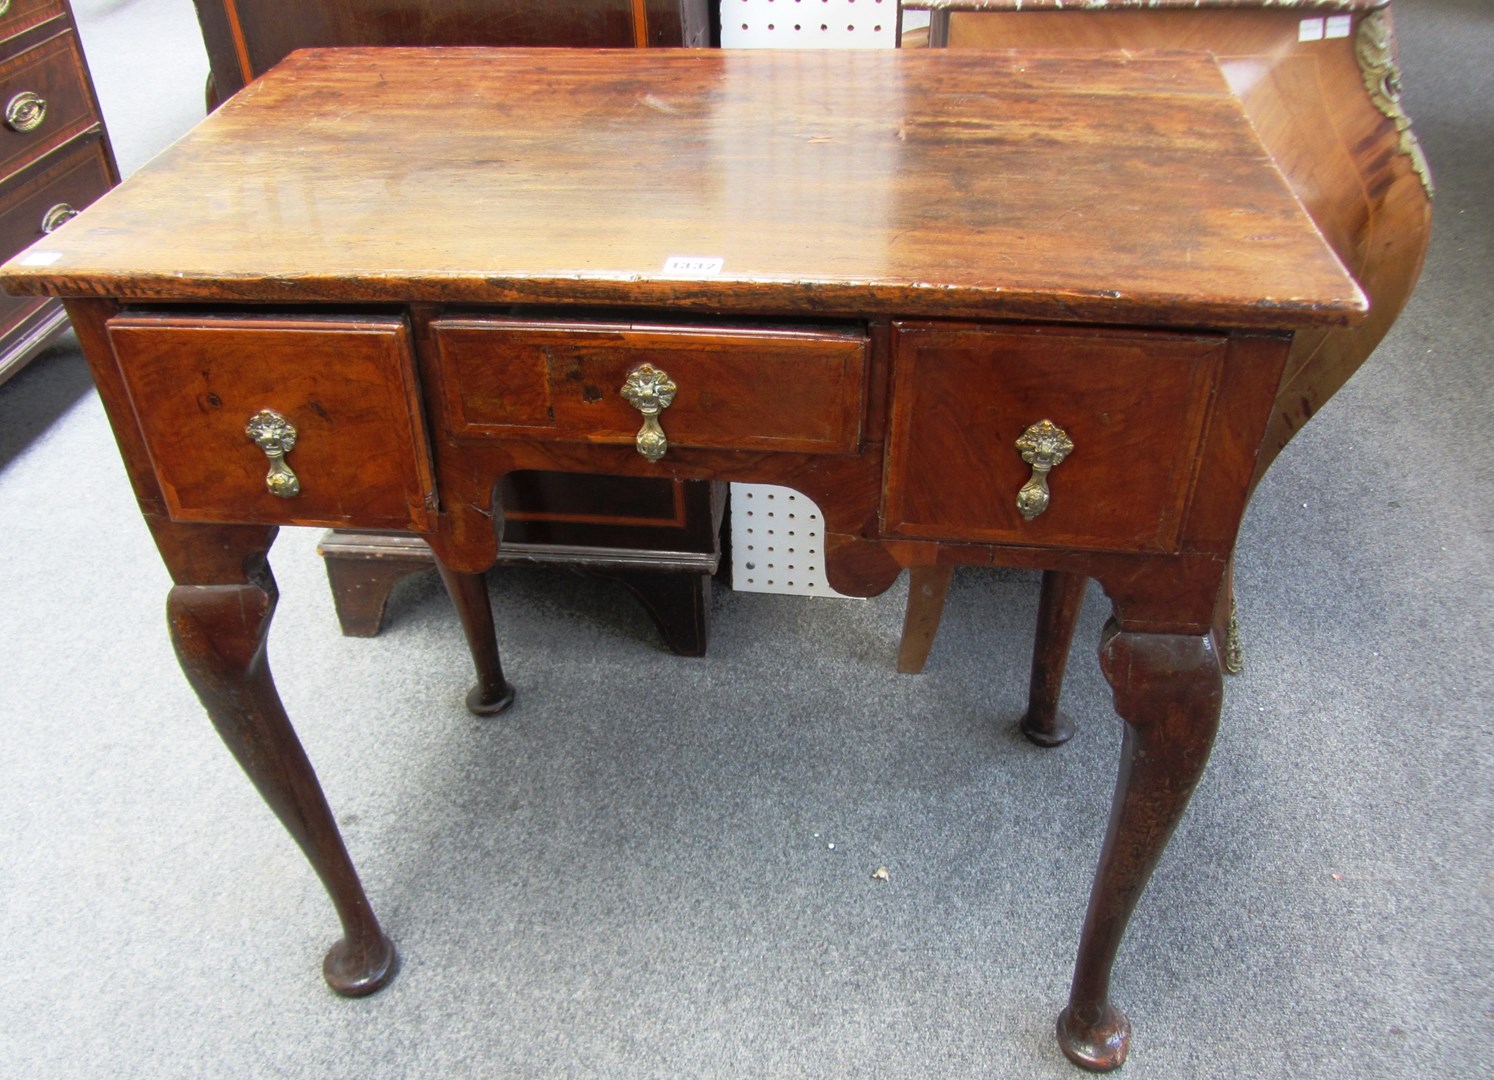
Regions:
[[1, 1, 1488, 1077]]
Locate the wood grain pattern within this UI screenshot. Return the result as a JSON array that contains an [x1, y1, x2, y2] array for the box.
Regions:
[[432, 318, 867, 454], [2, 48, 1361, 330], [107, 313, 436, 530], [0, 136, 108, 252], [932, 2, 1430, 484], [884, 323, 1225, 553]]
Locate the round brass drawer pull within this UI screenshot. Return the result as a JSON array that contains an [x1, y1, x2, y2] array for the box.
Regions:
[[5, 90, 47, 133], [1015, 419, 1073, 520], [245, 409, 301, 498], [620, 363, 677, 461], [40, 202, 77, 233]]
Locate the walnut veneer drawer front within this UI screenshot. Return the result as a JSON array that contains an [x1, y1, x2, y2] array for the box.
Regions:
[[0, 31, 96, 180], [884, 324, 1226, 553], [108, 314, 436, 530], [432, 319, 868, 456]]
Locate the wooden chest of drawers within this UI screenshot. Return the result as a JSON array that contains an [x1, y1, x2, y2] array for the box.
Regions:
[[0, 0, 116, 384]]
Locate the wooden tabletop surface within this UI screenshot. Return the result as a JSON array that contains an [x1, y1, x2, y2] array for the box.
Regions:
[[1, 47, 1363, 328]]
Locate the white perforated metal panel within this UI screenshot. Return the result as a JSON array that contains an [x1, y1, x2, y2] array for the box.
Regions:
[[721, 0, 904, 49], [730, 484, 854, 598]]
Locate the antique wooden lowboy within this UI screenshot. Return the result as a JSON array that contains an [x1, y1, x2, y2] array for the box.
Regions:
[[2, 45, 1395, 1070]]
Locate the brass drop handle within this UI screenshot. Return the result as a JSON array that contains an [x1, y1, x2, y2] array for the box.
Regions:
[[1014, 419, 1073, 521], [245, 409, 301, 498], [40, 203, 77, 233], [5, 90, 47, 133], [620, 363, 677, 461]]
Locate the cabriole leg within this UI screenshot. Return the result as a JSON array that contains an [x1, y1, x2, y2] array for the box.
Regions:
[[1057, 621, 1223, 1071], [167, 566, 396, 996]]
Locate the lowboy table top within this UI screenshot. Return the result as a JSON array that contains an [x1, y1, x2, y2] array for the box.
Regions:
[[5, 47, 1360, 328]]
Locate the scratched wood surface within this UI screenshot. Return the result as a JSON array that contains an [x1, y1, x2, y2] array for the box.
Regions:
[[1, 47, 1362, 329]]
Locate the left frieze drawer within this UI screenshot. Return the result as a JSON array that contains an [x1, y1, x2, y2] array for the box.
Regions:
[[108, 313, 436, 529]]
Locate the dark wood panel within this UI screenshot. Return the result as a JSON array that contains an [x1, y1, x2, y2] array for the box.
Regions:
[[497, 473, 722, 552], [645, 0, 711, 47], [192, 0, 712, 99], [499, 470, 683, 526]]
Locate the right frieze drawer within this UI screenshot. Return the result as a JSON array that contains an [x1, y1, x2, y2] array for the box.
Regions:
[[882, 322, 1227, 554]]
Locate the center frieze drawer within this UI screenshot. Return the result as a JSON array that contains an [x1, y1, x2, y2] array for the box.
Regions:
[[883, 323, 1226, 554], [430, 318, 868, 456], [108, 313, 436, 530]]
